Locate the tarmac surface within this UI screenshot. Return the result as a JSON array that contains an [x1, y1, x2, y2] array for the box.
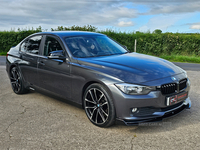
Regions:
[[0, 59, 200, 149], [0, 56, 6, 66]]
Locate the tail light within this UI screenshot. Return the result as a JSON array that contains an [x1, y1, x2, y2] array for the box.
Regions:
[[6, 52, 8, 57]]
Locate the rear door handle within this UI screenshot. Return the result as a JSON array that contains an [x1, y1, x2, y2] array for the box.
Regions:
[[38, 61, 45, 66]]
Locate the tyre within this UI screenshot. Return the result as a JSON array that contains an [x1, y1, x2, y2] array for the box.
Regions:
[[10, 67, 28, 94], [83, 83, 115, 127]]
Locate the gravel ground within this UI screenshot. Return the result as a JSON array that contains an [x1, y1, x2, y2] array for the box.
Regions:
[[0, 65, 199, 150]]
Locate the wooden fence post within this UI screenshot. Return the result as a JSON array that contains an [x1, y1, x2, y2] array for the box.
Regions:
[[134, 39, 137, 52]]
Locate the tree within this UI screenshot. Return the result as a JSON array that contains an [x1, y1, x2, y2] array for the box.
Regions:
[[153, 29, 162, 34]]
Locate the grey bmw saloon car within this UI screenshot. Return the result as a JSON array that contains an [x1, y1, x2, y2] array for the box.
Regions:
[[6, 31, 191, 127]]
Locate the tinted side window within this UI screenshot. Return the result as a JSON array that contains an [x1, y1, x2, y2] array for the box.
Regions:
[[20, 40, 29, 52], [44, 36, 63, 56], [26, 36, 42, 54]]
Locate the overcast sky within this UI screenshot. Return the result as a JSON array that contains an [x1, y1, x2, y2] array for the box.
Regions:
[[0, 0, 200, 33]]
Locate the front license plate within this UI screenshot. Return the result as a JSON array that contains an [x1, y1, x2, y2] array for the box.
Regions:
[[166, 92, 188, 106]]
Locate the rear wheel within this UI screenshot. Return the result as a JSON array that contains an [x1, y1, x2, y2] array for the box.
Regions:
[[83, 83, 115, 127], [10, 67, 28, 94]]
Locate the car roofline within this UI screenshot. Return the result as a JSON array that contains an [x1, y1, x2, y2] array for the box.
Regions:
[[32, 31, 105, 37]]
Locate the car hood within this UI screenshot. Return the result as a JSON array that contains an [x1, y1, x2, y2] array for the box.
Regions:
[[77, 53, 184, 84]]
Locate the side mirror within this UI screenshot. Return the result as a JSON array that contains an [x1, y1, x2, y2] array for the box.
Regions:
[[123, 45, 128, 50], [48, 50, 66, 60], [122, 45, 130, 53]]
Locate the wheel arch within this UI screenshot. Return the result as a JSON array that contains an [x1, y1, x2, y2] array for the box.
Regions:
[[8, 63, 18, 76], [8, 63, 28, 88], [81, 80, 114, 109], [82, 81, 99, 108]]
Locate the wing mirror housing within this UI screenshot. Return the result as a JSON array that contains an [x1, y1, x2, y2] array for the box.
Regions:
[[48, 50, 66, 60], [122, 45, 130, 52], [123, 45, 128, 50]]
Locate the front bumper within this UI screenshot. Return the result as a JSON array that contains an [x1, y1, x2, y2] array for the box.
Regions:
[[106, 73, 191, 126], [116, 97, 191, 125]]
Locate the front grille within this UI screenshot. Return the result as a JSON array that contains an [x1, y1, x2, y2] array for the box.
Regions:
[[161, 78, 187, 95], [161, 83, 177, 95], [179, 78, 187, 91]]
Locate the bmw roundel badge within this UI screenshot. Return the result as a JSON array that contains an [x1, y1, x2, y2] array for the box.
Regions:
[[172, 77, 177, 81]]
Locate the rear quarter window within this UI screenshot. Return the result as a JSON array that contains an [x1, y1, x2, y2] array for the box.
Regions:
[[20, 35, 42, 54]]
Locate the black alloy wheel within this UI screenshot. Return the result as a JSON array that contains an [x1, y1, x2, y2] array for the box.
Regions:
[[10, 67, 28, 94], [83, 83, 115, 127]]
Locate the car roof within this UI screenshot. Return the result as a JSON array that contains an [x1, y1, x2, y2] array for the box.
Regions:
[[34, 31, 104, 37]]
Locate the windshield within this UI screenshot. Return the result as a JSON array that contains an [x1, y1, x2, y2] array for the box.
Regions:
[[64, 35, 128, 58]]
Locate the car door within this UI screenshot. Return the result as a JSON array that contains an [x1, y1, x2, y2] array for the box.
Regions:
[[37, 35, 71, 99], [19, 35, 43, 86]]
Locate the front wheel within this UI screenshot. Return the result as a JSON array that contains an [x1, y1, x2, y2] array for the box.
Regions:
[[10, 67, 28, 94], [83, 83, 115, 127]]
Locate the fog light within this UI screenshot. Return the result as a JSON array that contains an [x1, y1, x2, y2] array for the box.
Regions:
[[132, 108, 137, 113]]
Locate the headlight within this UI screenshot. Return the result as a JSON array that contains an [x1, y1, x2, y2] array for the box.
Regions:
[[183, 70, 188, 78], [115, 83, 156, 95], [187, 78, 191, 86]]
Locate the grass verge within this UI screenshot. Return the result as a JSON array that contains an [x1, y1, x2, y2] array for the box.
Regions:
[[0, 52, 7, 56], [160, 55, 200, 63]]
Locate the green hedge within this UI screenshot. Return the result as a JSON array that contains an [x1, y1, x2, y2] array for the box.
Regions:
[[101, 31, 200, 56], [0, 27, 42, 54], [1, 26, 200, 57]]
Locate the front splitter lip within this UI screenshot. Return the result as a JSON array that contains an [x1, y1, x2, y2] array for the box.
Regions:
[[116, 97, 191, 126]]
